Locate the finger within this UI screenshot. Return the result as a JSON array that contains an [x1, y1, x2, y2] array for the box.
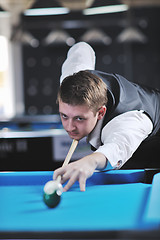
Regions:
[[59, 167, 74, 184], [79, 177, 86, 192], [60, 173, 70, 185], [53, 167, 66, 181], [78, 168, 88, 191], [63, 171, 79, 192]]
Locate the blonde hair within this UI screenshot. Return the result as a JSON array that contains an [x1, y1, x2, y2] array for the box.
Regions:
[[57, 71, 108, 115]]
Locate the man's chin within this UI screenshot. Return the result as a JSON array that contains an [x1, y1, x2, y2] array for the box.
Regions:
[[68, 133, 83, 141]]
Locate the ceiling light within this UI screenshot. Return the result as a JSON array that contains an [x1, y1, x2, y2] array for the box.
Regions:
[[117, 26, 148, 43], [83, 4, 129, 15], [0, 0, 35, 13], [24, 7, 70, 16], [42, 30, 75, 46], [11, 29, 39, 47], [59, 0, 95, 10], [0, 0, 36, 25], [80, 28, 112, 45]]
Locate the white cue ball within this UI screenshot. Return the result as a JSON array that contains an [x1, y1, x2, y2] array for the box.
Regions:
[[44, 180, 63, 196]]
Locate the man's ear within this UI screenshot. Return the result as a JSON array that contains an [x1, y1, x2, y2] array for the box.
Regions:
[[97, 106, 106, 120]]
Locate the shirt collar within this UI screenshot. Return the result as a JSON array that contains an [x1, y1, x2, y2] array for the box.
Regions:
[[87, 118, 103, 149]]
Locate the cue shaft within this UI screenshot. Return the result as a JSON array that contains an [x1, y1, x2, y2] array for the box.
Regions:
[[62, 139, 79, 167], [56, 139, 78, 182]]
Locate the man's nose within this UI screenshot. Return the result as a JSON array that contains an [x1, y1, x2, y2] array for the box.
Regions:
[[66, 119, 76, 131]]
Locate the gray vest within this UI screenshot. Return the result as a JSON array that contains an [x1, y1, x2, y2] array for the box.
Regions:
[[89, 70, 160, 138]]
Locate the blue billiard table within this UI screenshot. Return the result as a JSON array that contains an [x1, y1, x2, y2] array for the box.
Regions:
[[0, 169, 160, 239]]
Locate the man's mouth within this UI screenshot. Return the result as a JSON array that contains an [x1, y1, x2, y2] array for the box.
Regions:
[[67, 131, 78, 136]]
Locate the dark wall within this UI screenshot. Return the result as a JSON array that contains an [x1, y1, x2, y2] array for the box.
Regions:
[[22, 7, 160, 115]]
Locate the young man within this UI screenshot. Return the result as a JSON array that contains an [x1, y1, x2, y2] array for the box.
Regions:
[[53, 42, 160, 192]]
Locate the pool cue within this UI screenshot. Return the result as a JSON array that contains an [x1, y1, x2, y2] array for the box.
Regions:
[[56, 139, 79, 183]]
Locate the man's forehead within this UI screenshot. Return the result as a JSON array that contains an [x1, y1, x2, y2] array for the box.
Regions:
[[59, 101, 94, 116]]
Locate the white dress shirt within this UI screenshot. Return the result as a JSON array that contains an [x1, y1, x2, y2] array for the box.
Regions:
[[60, 42, 96, 84], [60, 42, 153, 169]]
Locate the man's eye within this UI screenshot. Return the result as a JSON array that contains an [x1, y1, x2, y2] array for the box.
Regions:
[[76, 117, 84, 121], [61, 114, 68, 119]]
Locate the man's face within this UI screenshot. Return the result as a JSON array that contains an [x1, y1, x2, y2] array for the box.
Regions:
[[59, 101, 100, 141]]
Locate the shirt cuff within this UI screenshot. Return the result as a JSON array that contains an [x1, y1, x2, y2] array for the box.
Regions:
[[95, 143, 124, 169]]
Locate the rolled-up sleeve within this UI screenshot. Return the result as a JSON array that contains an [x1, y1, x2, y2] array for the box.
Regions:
[[60, 42, 96, 84], [95, 110, 153, 169]]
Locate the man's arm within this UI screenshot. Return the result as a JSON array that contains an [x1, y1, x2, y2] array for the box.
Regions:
[[53, 110, 153, 192], [95, 110, 153, 169], [60, 42, 96, 84]]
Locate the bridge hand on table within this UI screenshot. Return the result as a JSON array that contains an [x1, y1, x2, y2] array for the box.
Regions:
[[53, 152, 107, 192]]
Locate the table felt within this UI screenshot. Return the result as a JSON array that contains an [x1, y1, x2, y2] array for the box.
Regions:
[[0, 170, 159, 232]]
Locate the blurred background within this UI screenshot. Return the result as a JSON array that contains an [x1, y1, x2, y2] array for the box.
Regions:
[[0, 0, 160, 170]]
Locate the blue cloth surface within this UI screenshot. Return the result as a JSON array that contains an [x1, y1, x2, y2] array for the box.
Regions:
[[0, 170, 159, 232]]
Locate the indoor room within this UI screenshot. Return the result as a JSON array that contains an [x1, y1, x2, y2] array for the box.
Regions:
[[0, 0, 160, 239]]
